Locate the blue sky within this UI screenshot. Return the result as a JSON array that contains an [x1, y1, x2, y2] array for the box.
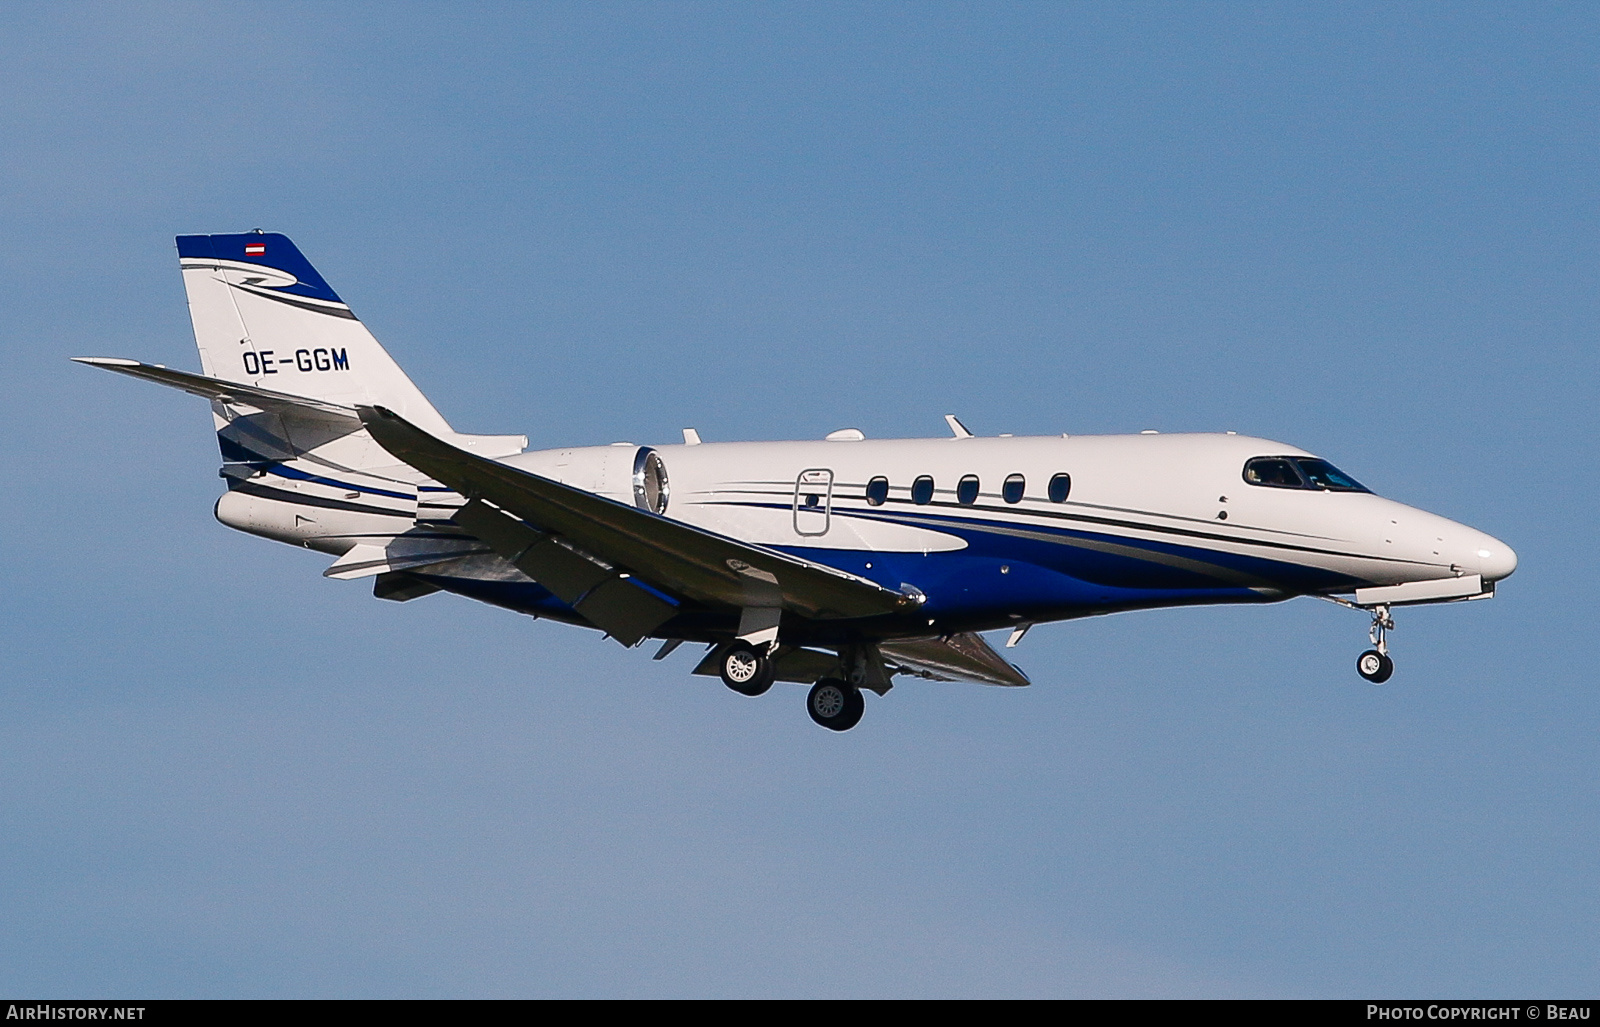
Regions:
[[1, 1, 1596, 997]]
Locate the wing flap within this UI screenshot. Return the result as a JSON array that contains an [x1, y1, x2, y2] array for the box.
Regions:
[[452, 496, 677, 646], [358, 405, 915, 623], [322, 538, 492, 580], [572, 577, 680, 646]]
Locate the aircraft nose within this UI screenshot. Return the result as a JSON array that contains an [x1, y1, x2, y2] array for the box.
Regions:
[[1473, 534, 1518, 582]]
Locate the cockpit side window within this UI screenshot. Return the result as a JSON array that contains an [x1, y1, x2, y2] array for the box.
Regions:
[[1243, 457, 1307, 488], [1292, 458, 1369, 492]]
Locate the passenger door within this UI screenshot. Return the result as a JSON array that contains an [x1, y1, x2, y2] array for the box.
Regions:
[[793, 468, 833, 537]]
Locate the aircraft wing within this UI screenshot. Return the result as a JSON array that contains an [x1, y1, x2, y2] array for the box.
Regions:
[[879, 633, 1032, 687], [358, 405, 919, 632]]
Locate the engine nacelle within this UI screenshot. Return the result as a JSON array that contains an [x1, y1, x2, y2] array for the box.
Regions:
[[506, 445, 669, 514]]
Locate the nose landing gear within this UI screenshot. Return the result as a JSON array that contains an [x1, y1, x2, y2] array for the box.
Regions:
[[1355, 604, 1395, 684], [1356, 649, 1393, 683]]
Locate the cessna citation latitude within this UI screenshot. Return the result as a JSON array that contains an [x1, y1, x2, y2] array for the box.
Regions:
[[79, 232, 1517, 731]]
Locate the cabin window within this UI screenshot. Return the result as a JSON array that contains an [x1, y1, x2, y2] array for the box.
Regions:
[[911, 475, 935, 505], [865, 476, 889, 506], [1002, 473, 1025, 504], [1048, 473, 1071, 503], [957, 475, 980, 505]]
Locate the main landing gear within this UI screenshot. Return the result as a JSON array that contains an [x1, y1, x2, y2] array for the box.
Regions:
[[807, 678, 865, 732], [1355, 604, 1395, 684], [714, 641, 871, 730], [718, 640, 774, 696]]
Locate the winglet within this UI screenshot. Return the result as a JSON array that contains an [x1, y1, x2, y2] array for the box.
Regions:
[[944, 414, 974, 438]]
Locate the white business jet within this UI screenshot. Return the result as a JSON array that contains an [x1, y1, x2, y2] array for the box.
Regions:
[[78, 232, 1516, 731]]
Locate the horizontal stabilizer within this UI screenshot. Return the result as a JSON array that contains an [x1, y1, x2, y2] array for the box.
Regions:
[[75, 358, 528, 459], [74, 357, 360, 421], [323, 537, 491, 580], [372, 573, 443, 602], [880, 633, 1031, 687], [324, 544, 397, 578]]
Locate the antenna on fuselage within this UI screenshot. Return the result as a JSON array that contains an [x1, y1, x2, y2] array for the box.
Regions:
[[944, 414, 974, 439]]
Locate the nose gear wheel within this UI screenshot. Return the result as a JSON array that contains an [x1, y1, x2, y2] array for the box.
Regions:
[[1357, 604, 1396, 683], [1357, 649, 1394, 683]]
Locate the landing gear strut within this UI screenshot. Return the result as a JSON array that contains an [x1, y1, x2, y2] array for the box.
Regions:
[[1356, 604, 1395, 684], [807, 678, 864, 731], [719, 641, 774, 696]]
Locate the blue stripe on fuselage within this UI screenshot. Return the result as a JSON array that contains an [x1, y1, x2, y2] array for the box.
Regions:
[[844, 506, 1362, 591], [775, 546, 1269, 619], [216, 435, 414, 501], [267, 462, 414, 501], [417, 501, 1360, 625], [403, 499, 1371, 627], [751, 503, 1363, 616]]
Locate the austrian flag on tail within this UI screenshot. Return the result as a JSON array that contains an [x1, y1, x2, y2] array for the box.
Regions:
[[244, 242, 266, 256]]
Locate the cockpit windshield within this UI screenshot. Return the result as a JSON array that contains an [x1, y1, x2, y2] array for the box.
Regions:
[[1243, 456, 1370, 493], [1293, 458, 1368, 492]]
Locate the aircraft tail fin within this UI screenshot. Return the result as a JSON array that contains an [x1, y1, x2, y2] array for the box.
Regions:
[[172, 232, 523, 468], [177, 231, 456, 437]]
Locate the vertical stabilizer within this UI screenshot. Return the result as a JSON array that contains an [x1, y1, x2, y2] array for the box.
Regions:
[[177, 232, 455, 437]]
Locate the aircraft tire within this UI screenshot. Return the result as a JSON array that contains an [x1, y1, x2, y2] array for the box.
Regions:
[[720, 641, 774, 696], [1356, 649, 1394, 684], [807, 678, 864, 731]]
